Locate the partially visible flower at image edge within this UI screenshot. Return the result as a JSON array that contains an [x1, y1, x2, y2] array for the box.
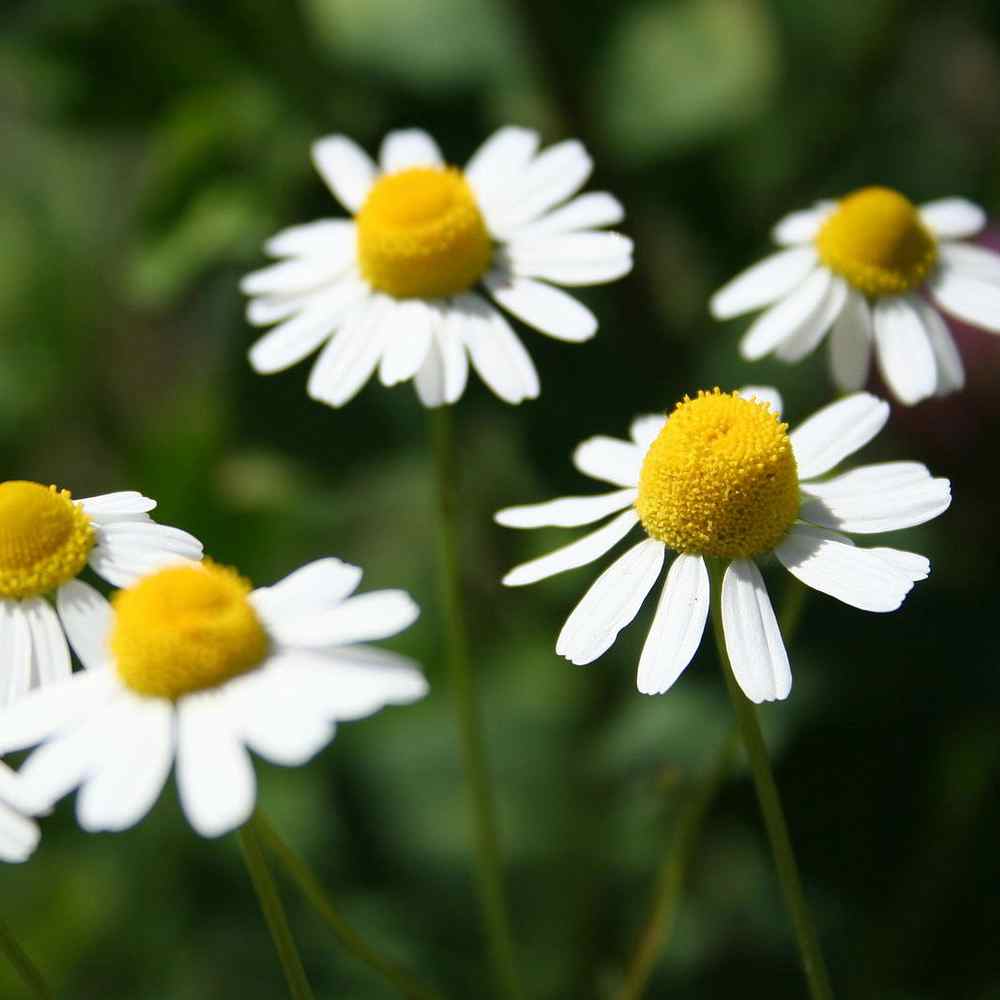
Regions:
[[710, 188, 1000, 405], [497, 388, 950, 702], [241, 127, 633, 407], [0, 483, 202, 706], [0, 558, 428, 837]]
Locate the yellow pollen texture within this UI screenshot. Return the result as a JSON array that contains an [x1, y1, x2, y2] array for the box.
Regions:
[[636, 391, 799, 559], [0, 481, 94, 599], [111, 562, 269, 700], [816, 186, 937, 297], [356, 166, 492, 299]]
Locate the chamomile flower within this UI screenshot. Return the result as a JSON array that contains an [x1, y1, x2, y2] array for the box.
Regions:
[[0, 483, 202, 705], [711, 188, 1000, 405], [0, 558, 427, 837], [241, 127, 632, 407], [0, 762, 40, 863], [497, 389, 950, 703]]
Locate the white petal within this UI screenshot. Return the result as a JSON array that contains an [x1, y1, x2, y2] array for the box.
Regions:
[[720, 560, 791, 704], [573, 435, 644, 487], [507, 233, 633, 287], [459, 295, 540, 404], [910, 296, 964, 393], [738, 386, 783, 416], [0, 802, 39, 863], [378, 129, 443, 172], [92, 523, 203, 586], [464, 127, 540, 210], [636, 554, 709, 696], [176, 693, 256, 838], [496, 488, 637, 529], [78, 491, 156, 518], [250, 558, 363, 628], [630, 414, 666, 450], [799, 462, 951, 534], [56, 580, 111, 671], [710, 247, 818, 320], [502, 509, 640, 587], [0, 602, 32, 707], [311, 135, 376, 213], [791, 392, 889, 480], [929, 266, 1000, 333], [508, 192, 624, 240], [866, 547, 930, 579], [483, 272, 597, 342], [22, 598, 70, 688], [307, 298, 390, 408], [828, 290, 872, 392], [774, 275, 847, 363], [775, 523, 925, 612], [240, 257, 350, 297], [76, 695, 174, 833], [918, 198, 986, 240], [556, 538, 665, 665], [264, 219, 356, 260], [937, 242, 1000, 285], [740, 267, 832, 361], [771, 202, 835, 245], [414, 314, 469, 408], [377, 299, 435, 386], [0, 760, 44, 816], [246, 293, 316, 327], [873, 296, 938, 406], [270, 589, 418, 648]]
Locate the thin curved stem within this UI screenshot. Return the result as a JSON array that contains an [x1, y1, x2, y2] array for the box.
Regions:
[[254, 810, 444, 1000], [0, 917, 53, 1000], [238, 814, 315, 1000], [708, 560, 834, 1000], [429, 406, 522, 1000]]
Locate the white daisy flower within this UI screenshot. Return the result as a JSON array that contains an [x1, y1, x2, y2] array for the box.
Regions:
[[710, 187, 999, 405], [0, 762, 40, 863], [0, 558, 427, 837], [0, 481, 203, 706], [241, 126, 633, 407], [497, 389, 950, 703]]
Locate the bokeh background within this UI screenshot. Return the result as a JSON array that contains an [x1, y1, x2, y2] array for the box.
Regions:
[[3, 0, 1000, 997]]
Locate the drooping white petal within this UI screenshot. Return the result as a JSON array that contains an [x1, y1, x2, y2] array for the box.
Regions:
[[311, 135, 376, 213], [506, 233, 633, 287], [775, 523, 926, 612], [502, 509, 640, 587], [483, 271, 597, 342], [936, 243, 1000, 285], [630, 414, 666, 450], [790, 392, 889, 480], [496, 488, 637, 529], [459, 295, 540, 404], [240, 257, 351, 298], [800, 462, 951, 533], [918, 198, 986, 240], [464, 127, 540, 212], [176, 692, 256, 838], [377, 299, 435, 387], [828, 290, 873, 392], [0, 602, 32, 707], [738, 386, 783, 416], [740, 267, 833, 361], [775, 275, 848, 363], [414, 312, 469, 408], [573, 435, 644, 487], [636, 553, 709, 696], [22, 598, 70, 688], [0, 801, 39, 863], [720, 560, 791, 704], [264, 219, 357, 260], [378, 129, 443, 173], [710, 247, 818, 320], [307, 298, 390, 408], [872, 296, 938, 405], [771, 202, 835, 245], [250, 558, 363, 628], [910, 296, 964, 393], [78, 492, 157, 519], [508, 192, 624, 241], [929, 266, 1000, 333], [556, 538, 665, 666], [270, 589, 419, 648], [55, 580, 112, 671]]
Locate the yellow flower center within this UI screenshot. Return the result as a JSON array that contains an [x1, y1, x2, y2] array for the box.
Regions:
[[111, 562, 269, 700], [815, 186, 937, 297], [356, 166, 492, 299], [636, 390, 799, 559], [0, 481, 95, 599]]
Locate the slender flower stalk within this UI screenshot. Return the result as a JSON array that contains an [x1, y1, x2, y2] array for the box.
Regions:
[[430, 407, 522, 1000], [255, 811, 444, 1000], [708, 559, 834, 1000], [238, 814, 316, 1000], [0, 917, 53, 1000]]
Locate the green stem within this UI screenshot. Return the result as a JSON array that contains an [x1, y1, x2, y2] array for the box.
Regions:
[[707, 560, 834, 1000], [429, 406, 522, 1000], [254, 811, 444, 1000], [238, 814, 315, 1000], [0, 917, 53, 1000]]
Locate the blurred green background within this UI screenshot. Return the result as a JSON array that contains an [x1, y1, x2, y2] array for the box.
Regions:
[[3, 0, 1000, 997]]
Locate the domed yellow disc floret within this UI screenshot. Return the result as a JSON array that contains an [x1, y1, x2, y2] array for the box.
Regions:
[[816, 186, 937, 297], [111, 562, 269, 700], [356, 166, 492, 299], [0, 481, 95, 599], [636, 390, 799, 559]]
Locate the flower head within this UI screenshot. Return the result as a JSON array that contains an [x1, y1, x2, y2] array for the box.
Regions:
[[241, 127, 633, 408], [497, 389, 950, 703], [0, 484, 202, 706], [710, 188, 999, 405], [0, 558, 427, 837]]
